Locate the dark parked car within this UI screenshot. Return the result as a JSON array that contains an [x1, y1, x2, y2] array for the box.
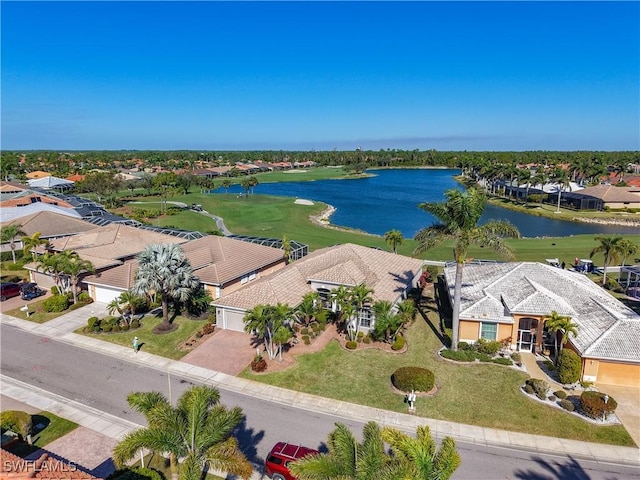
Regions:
[[0, 282, 22, 301], [265, 442, 318, 480], [20, 282, 45, 300]]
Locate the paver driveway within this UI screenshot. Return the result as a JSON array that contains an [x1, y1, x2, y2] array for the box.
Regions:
[[181, 329, 258, 375]]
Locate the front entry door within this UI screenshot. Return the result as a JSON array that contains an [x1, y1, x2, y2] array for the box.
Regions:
[[518, 330, 534, 352]]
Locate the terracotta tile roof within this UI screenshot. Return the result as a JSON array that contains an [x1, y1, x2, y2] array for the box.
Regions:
[[572, 185, 640, 203], [214, 244, 423, 310], [25, 171, 51, 179], [0, 212, 96, 238], [84, 259, 138, 289], [0, 194, 73, 209], [0, 181, 29, 193], [444, 262, 640, 362], [181, 236, 285, 285], [0, 448, 99, 479], [48, 224, 188, 263]]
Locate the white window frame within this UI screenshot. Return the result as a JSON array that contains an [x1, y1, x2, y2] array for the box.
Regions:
[[479, 322, 498, 341]]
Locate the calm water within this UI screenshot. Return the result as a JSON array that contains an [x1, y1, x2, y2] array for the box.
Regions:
[[214, 169, 639, 238]]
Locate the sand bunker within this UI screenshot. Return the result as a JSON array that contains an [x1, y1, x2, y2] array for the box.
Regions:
[[294, 199, 314, 205]]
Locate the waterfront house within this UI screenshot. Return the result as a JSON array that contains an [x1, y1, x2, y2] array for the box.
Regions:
[[444, 261, 640, 387], [212, 243, 423, 332]]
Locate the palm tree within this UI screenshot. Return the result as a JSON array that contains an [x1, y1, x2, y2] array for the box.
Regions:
[[382, 425, 460, 480], [414, 188, 520, 351], [221, 179, 231, 193], [331, 285, 352, 328], [244, 303, 293, 360], [113, 386, 252, 480], [294, 291, 321, 327], [550, 167, 571, 213], [21, 232, 49, 261], [132, 243, 200, 329], [289, 421, 398, 480], [590, 236, 624, 286], [349, 283, 374, 341], [372, 300, 396, 343], [60, 253, 95, 304], [394, 298, 417, 339], [545, 312, 578, 359], [618, 238, 638, 267], [1, 224, 26, 263], [384, 229, 404, 254]]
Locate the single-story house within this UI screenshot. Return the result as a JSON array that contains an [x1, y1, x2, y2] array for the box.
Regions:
[[27, 176, 75, 191], [26, 224, 188, 291], [212, 243, 424, 332], [81, 235, 286, 304], [552, 184, 640, 211], [444, 261, 640, 387]]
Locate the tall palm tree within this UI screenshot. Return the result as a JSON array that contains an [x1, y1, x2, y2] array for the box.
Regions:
[[414, 188, 520, 351], [21, 232, 49, 261], [349, 283, 374, 341], [294, 291, 321, 327], [289, 421, 398, 480], [545, 312, 578, 359], [132, 243, 200, 329], [331, 285, 352, 328], [618, 238, 637, 268], [384, 229, 404, 254], [590, 236, 624, 286], [550, 167, 571, 213], [244, 303, 293, 360], [113, 386, 252, 480], [382, 425, 460, 480], [1, 224, 26, 263]]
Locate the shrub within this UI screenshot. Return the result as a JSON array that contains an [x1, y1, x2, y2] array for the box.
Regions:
[[440, 349, 477, 362], [475, 338, 501, 355], [200, 323, 215, 335], [511, 352, 522, 363], [300, 327, 309, 335], [554, 390, 567, 400], [559, 399, 575, 411], [580, 391, 617, 419], [301, 335, 310, 343], [77, 291, 92, 304], [476, 352, 492, 362], [391, 335, 406, 351], [492, 357, 513, 366], [250, 354, 267, 372], [346, 340, 358, 350], [0, 410, 32, 440], [524, 384, 535, 395], [87, 316, 101, 332], [112, 324, 121, 332], [525, 378, 549, 399], [303, 337, 311, 345], [101, 324, 113, 333], [458, 342, 474, 351], [392, 366, 435, 392], [543, 360, 555, 371], [43, 294, 69, 313], [130, 320, 140, 329], [548, 395, 557, 401], [121, 324, 130, 331], [363, 335, 371, 344], [425, 265, 439, 281], [106, 467, 165, 480], [357, 331, 364, 339], [556, 349, 581, 384]]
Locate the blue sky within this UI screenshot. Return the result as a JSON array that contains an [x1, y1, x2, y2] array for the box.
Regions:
[[2, 1, 638, 151]]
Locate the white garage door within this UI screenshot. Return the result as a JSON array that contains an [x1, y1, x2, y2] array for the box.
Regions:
[[94, 286, 123, 304], [217, 309, 246, 332]]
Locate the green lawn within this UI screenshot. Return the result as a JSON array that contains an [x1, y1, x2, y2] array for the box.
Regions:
[[3, 298, 90, 324], [78, 314, 207, 360], [130, 192, 639, 262], [239, 307, 635, 447]]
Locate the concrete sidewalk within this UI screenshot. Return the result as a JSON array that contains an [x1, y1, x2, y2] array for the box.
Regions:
[[1, 305, 639, 468]]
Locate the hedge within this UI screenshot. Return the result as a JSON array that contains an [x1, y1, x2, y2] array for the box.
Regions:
[[0, 410, 32, 439], [556, 349, 581, 384], [392, 366, 435, 392], [43, 294, 69, 313]]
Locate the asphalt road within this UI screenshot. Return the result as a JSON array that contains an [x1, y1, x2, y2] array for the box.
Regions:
[[1, 324, 638, 480]]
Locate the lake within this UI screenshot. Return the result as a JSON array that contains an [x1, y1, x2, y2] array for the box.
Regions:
[[213, 168, 640, 238]]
